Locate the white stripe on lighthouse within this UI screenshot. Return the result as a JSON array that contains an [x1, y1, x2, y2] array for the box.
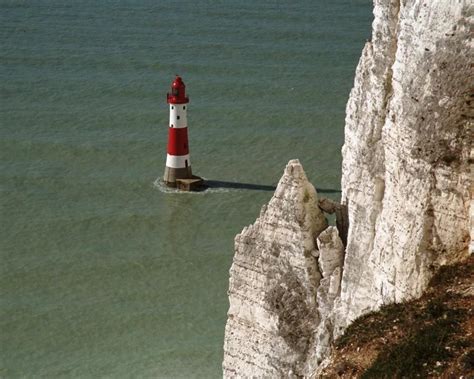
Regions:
[[169, 104, 187, 128], [166, 154, 190, 169]]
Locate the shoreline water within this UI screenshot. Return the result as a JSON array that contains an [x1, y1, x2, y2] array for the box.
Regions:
[[1, 1, 372, 376]]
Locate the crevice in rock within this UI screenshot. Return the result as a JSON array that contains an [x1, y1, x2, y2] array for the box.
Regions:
[[318, 197, 349, 247]]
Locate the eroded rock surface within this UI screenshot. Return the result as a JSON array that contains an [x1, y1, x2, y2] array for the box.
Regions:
[[313, 227, 344, 367], [336, 0, 472, 334], [223, 160, 328, 377]]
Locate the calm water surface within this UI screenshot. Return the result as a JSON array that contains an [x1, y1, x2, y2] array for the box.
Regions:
[[1, 1, 372, 377]]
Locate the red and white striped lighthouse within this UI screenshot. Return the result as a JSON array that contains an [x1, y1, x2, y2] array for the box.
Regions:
[[163, 76, 191, 185], [163, 76, 202, 190]]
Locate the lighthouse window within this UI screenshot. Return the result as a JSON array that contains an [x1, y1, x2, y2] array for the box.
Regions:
[[183, 106, 186, 110], [177, 116, 180, 120], [171, 106, 174, 110], [171, 124, 174, 128]]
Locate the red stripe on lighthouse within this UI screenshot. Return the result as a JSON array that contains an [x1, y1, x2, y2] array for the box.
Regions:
[[167, 127, 189, 156]]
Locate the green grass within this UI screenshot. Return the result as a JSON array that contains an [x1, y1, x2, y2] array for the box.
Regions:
[[362, 315, 465, 378], [332, 258, 473, 378], [335, 302, 411, 349]]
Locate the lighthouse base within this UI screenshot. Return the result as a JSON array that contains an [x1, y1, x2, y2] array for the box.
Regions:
[[163, 166, 193, 185], [163, 166, 204, 191]]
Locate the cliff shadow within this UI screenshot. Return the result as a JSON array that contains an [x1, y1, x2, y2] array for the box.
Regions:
[[315, 188, 341, 194], [205, 180, 341, 194], [205, 180, 276, 192]]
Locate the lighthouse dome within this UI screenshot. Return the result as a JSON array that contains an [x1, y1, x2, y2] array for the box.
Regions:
[[167, 75, 189, 104]]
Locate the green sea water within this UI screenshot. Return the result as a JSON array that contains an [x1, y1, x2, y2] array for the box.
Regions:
[[1, 1, 372, 377]]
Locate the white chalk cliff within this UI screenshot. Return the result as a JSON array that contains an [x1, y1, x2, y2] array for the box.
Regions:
[[223, 0, 472, 377], [223, 160, 329, 377], [336, 0, 472, 335]]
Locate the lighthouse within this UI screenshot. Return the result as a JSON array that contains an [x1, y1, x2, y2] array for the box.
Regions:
[[163, 76, 203, 190]]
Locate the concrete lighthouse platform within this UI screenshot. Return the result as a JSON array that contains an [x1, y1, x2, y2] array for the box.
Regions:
[[175, 176, 205, 191]]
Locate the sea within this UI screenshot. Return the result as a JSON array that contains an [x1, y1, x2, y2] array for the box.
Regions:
[[1, 1, 372, 377]]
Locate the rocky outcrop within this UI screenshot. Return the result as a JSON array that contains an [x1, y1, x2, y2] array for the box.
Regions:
[[223, 0, 472, 377], [222, 161, 346, 377], [223, 160, 334, 377]]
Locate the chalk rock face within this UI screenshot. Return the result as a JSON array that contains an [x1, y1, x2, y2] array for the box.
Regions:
[[337, 0, 472, 333], [223, 160, 328, 377]]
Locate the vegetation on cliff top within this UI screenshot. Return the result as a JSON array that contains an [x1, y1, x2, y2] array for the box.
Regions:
[[319, 256, 473, 378]]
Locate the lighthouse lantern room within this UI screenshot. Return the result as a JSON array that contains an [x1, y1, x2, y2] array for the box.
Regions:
[[163, 76, 203, 190]]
